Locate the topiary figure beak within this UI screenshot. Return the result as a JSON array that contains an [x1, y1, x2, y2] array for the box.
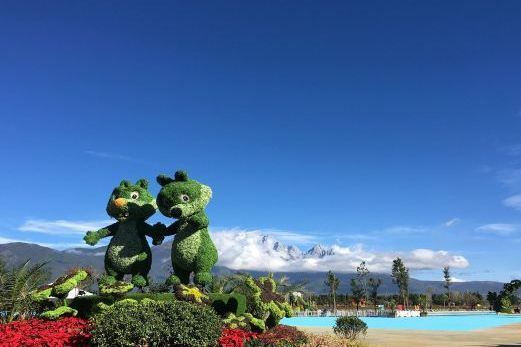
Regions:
[[113, 198, 127, 208]]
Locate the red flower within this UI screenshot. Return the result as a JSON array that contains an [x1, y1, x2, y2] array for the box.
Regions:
[[0, 317, 92, 347], [219, 328, 258, 347]]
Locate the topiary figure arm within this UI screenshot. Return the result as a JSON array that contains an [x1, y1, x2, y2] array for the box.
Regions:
[[139, 221, 166, 245], [164, 211, 209, 236], [84, 223, 118, 246], [188, 211, 209, 230]]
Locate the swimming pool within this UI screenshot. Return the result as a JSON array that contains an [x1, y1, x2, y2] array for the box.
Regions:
[[281, 314, 521, 331]]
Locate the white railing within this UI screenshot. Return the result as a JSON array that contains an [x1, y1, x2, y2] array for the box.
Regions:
[[294, 309, 394, 317]]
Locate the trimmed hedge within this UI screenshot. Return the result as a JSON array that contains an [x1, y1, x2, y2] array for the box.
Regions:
[[209, 292, 247, 316], [91, 300, 222, 347], [69, 292, 177, 318]]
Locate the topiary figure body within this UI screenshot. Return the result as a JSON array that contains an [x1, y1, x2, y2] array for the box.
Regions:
[[156, 170, 217, 286], [83, 179, 165, 288]]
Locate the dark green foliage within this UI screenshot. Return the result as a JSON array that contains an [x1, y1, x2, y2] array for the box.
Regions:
[[69, 292, 177, 318], [334, 316, 368, 340], [91, 300, 222, 347], [83, 179, 166, 290], [210, 292, 247, 316], [156, 170, 218, 286]]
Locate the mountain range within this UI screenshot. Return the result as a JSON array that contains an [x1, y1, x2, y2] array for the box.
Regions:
[[0, 241, 504, 295]]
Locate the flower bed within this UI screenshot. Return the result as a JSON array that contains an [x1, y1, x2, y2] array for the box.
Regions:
[[0, 317, 91, 347], [220, 328, 259, 347], [249, 325, 307, 346]]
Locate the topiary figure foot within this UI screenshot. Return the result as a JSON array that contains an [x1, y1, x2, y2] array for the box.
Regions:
[[99, 274, 117, 288], [166, 274, 181, 286], [194, 272, 212, 286], [41, 306, 78, 320], [100, 280, 134, 295], [131, 274, 148, 288]]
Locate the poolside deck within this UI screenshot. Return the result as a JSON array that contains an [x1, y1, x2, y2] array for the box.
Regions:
[[300, 323, 521, 347]]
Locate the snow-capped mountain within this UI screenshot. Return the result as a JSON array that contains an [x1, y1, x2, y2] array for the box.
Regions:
[[305, 244, 335, 258]]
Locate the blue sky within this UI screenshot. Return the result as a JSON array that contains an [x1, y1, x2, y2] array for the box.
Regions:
[[1, 1, 520, 282]]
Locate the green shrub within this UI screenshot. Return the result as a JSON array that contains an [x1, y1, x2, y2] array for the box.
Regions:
[[209, 292, 247, 316], [69, 292, 177, 318], [91, 300, 222, 347], [500, 296, 513, 313], [333, 316, 368, 340]]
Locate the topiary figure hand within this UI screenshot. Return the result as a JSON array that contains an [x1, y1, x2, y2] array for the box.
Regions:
[[152, 234, 164, 246], [84, 230, 100, 246], [136, 252, 148, 262]]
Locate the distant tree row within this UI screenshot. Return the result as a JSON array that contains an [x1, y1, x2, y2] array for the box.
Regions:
[[321, 259, 501, 312]]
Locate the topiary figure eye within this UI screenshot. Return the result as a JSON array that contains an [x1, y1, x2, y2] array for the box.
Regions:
[[179, 194, 190, 202], [130, 192, 139, 200]]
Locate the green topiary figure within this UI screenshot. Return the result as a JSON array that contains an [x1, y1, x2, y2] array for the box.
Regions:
[[83, 179, 166, 288], [31, 268, 92, 320], [234, 274, 293, 332], [156, 170, 218, 286]]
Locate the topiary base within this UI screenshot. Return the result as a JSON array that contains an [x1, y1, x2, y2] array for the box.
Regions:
[[69, 292, 177, 318]]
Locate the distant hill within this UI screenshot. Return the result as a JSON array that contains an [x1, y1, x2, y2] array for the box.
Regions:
[[0, 242, 504, 295]]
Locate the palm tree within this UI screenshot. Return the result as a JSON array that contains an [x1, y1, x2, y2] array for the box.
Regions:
[[0, 260, 50, 323]]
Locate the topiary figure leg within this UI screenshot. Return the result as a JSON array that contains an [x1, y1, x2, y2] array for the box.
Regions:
[[194, 271, 212, 286], [131, 274, 148, 288], [167, 267, 190, 285], [100, 266, 124, 287]]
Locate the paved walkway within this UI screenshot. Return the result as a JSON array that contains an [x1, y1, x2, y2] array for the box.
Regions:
[[300, 323, 521, 347]]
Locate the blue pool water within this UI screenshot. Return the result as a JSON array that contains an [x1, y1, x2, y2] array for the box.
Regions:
[[281, 314, 521, 331]]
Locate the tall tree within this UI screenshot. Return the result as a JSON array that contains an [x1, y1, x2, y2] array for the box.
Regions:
[[391, 257, 409, 309], [324, 270, 340, 314], [350, 278, 364, 310], [368, 277, 382, 311], [443, 266, 452, 309], [356, 261, 370, 300]]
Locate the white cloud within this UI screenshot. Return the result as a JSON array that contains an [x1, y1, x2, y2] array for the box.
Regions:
[[19, 219, 112, 235], [497, 169, 521, 188], [211, 229, 469, 273], [84, 150, 139, 162], [503, 194, 521, 211], [450, 277, 466, 283], [444, 218, 461, 227], [379, 226, 427, 235], [476, 223, 520, 236]]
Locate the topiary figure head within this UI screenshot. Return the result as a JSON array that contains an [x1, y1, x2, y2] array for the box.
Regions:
[[106, 179, 157, 222], [156, 170, 212, 219]]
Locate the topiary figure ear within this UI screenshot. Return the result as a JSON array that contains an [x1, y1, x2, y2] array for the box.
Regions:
[[120, 180, 132, 187], [174, 170, 189, 181], [156, 174, 174, 186], [136, 179, 148, 190]]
